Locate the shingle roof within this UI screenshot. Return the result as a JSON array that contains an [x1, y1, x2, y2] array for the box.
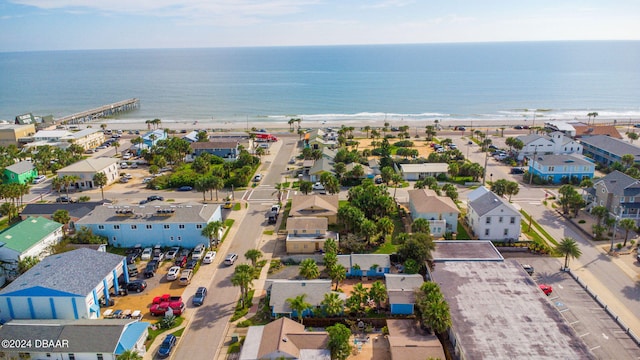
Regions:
[[594, 170, 640, 196], [190, 140, 239, 150], [469, 191, 518, 217], [75, 203, 219, 225], [516, 134, 550, 145], [580, 135, 640, 157], [573, 125, 622, 139], [384, 274, 424, 290], [290, 195, 339, 217], [21, 201, 109, 219], [351, 254, 391, 270], [4, 161, 35, 174], [57, 157, 118, 173], [286, 217, 328, 232], [386, 320, 445, 360], [408, 189, 459, 215], [0, 248, 125, 297], [268, 280, 332, 314], [0, 319, 149, 354], [533, 154, 594, 167], [308, 158, 334, 175], [0, 217, 62, 253]]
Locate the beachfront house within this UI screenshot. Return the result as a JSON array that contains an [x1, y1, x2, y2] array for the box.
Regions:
[[2, 161, 37, 184], [580, 135, 640, 167], [76, 202, 223, 248], [466, 186, 521, 241], [408, 188, 460, 237], [0, 248, 128, 321], [56, 157, 119, 190], [385, 274, 424, 315], [0, 123, 36, 147], [516, 131, 582, 161], [0, 319, 151, 359], [337, 254, 391, 278], [142, 129, 167, 147], [573, 124, 622, 139], [190, 139, 240, 161], [528, 154, 595, 184]]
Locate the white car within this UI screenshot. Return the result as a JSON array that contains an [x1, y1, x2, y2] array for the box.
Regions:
[[120, 162, 128, 169], [165, 247, 180, 260], [32, 175, 46, 184], [192, 244, 206, 260], [253, 174, 263, 182], [312, 182, 325, 190], [203, 251, 217, 264], [141, 248, 153, 260], [166, 266, 181, 281]]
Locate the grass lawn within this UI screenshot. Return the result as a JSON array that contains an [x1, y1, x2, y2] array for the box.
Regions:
[[263, 230, 274, 235], [232, 202, 242, 211], [520, 210, 558, 246], [374, 241, 396, 254], [278, 200, 292, 232], [145, 316, 184, 348], [456, 222, 470, 239]]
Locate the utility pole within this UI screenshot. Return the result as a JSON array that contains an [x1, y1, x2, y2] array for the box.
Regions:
[[610, 206, 622, 252], [482, 151, 489, 185], [528, 145, 539, 185]]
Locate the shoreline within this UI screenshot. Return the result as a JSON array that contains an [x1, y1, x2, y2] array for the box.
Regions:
[[85, 116, 631, 133]]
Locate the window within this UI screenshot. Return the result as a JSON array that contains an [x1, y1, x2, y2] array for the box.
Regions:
[[146, 225, 152, 229], [97, 355, 104, 360], [177, 236, 182, 241], [503, 229, 509, 236], [484, 229, 490, 236], [196, 224, 203, 229], [549, 166, 555, 171], [112, 236, 117, 242], [510, 217, 515, 224], [164, 224, 170, 229], [69, 355, 76, 360], [630, 197, 635, 203], [499, 217, 503, 223], [621, 197, 625, 203], [131, 225, 137, 230], [98, 225, 104, 230], [486, 217, 491, 224], [170, 236, 174, 241], [179, 224, 185, 229], [113, 225, 120, 230]]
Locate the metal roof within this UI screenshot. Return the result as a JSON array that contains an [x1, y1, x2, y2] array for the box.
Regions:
[[0, 217, 62, 253]]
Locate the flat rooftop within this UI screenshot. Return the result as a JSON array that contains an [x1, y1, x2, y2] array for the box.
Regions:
[[433, 240, 504, 261], [432, 259, 594, 360]]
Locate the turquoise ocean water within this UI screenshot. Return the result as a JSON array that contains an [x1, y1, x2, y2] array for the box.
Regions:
[[1, 41, 639, 125]]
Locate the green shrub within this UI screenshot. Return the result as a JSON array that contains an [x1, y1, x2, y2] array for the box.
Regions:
[[616, 243, 623, 250], [578, 219, 586, 224], [237, 319, 253, 327]]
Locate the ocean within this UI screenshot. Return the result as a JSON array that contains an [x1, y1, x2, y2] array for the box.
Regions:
[[1, 41, 639, 126]]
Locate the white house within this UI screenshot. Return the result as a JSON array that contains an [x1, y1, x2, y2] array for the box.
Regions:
[[407, 189, 460, 237], [516, 132, 582, 161], [56, 157, 119, 190], [398, 163, 449, 181], [0, 248, 128, 321], [466, 187, 521, 241], [0, 319, 150, 359], [0, 217, 64, 283]]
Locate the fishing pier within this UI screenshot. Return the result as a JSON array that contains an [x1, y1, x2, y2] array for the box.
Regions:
[[55, 98, 139, 124]]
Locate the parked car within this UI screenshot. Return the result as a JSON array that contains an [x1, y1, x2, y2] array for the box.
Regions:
[[150, 301, 185, 316], [179, 269, 193, 285], [271, 204, 281, 213], [126, 263, 138, 278], [510, 167, 526, 174], [55, 196, 75, 203], [153, 294, 182, 304], [152, 251, 165, 262], [32, 175, 46, 184], [192, 287, 208, 306], [289, 157, 296, 164], [522, 264, 534, 276], [268, 210, 279, 224], [192, 244, 206, 260], [177, 185, 193, 191], [166, 247, 180, 259], [120, 162, 128, 169], [312, 182, 324, 190], [174, 255, 188, 267], [119, 177, 130, 184], [223, 201, 233, 209], [126, 280, 147, 293], [141, 248, 153, 260], [126, 253, 139, 264], [253, 174, 263, 182], [203, 251, 216, 264], [157, 334, 177, 359], [166, 266, 181, 281], [144, 260, 158, 278], [179, 248, 191, 257], [185, 259, 198, 270], [224, 253, 238, 266], [539, 284, 553, 296], [147, 195, 164, 202]]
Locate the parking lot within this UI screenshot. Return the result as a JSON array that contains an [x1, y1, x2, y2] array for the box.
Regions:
[[507, 255, 640, 359]]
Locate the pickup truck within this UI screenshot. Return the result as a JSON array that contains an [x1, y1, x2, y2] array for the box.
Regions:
[[268, 210, 279, 224], [152, 294, 183, 304], [150, 301, 185, 316], [271, 204, 281, 213]]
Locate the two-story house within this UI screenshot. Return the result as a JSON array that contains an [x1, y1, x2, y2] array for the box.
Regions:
[[580, 134, 640, 167], [529, 154, 595, 184], [588, 170, 640, 223], [466, 187, 521, 241], [2, 161, 37, 184], [285, 217, 338, 254], [516, 131, 582, 161], [76, 202, 223, 248], [56, 157, 119, 190], [407, 189, 459, 237], [190, 139, 240, 161]]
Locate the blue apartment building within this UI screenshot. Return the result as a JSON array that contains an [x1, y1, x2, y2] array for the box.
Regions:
[[529, 154, 595, 184]]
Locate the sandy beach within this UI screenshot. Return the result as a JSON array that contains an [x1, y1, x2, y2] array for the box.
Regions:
[[87, 116, 626, 134]]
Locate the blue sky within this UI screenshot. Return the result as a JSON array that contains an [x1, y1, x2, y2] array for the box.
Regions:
[[1, 0, 639, 51]]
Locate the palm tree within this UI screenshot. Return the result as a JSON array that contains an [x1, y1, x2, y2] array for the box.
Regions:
[[299, 258, 320, 279], [299, 180, 313, 195], [368, 280, 387, 312], [286, 294, 312, 324], [363, 125, 371, 139], [376, 217, 394, 241], [52, 209, 71, 236], [555, 237, 582, 270], [111, 140, 120, 156], [17, 256, 40, 274], [618, 218, 636, 247], [117, 349, 143, 360], [62, 175, 80, 198], [244, 249, 263, 267], [201, 221, 224, 247], [210, 176, 225, 201], [272, 182, 288, 203], [591, 206, 609, 227], [329, 263, 346, 291], [621, 154, 635, 168], [391, 173, 403, 199], [93, 172, 108, 200], [231, 264, 255, 307], [321, 292, 344, 317]]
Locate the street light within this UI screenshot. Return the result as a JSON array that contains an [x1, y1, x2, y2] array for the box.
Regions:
[[528, 145, 540, 185]]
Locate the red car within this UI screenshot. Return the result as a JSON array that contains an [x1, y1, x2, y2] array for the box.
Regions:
[[174, 256, 187, 267], [150, 301, 185, 316], [152, 294, 182, 305], [539, 284, 553, 296]]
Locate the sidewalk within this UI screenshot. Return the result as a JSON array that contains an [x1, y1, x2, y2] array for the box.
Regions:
[[143, 202, 250, 360]]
